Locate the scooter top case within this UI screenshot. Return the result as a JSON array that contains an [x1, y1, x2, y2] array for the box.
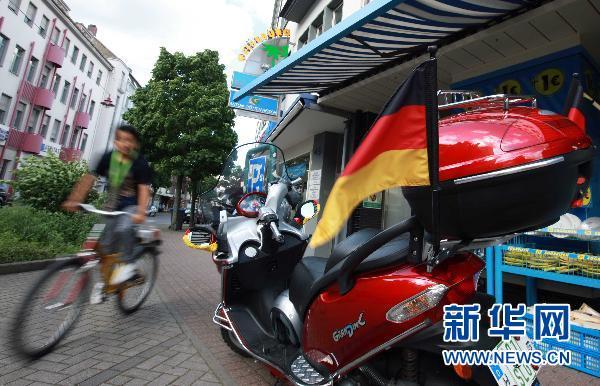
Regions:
[[403, 96, 594, 240]]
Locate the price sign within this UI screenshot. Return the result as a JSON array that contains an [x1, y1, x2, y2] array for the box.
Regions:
[[533, 68, 564, 95]]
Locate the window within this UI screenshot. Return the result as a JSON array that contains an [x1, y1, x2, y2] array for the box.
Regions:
[[26, 56, 39, 83], [50, 27, 60, 45], [50, 119, 60, 142], [52, 74, 61, 96], [313, 14, 324, 38], [80, 133, 88, 151], [39, 15, 49, 37], [39, 65, 51, 88], [27, 108, 41, 133], [0, 94, 12, 125], [96, 69, 102, 85], [61, 124, 70, 146], [62, 38, 70, 57], [24, 2, 37, 27], [70, 87, 79, 109], [79, 54, 87, 71], [89, 100, 95, 118], [330, 1, 343, 26], [87, 61, 94, 78], [14, 102, 27, 130], [8, 0, 21, 14], [9, 45, 26, 75], [69, 128, 78, 148], [78, 94, 87, 112], [119, 71, 126, 90], [0, 160, 10, 179], [71, 46, 79, 64], [298, 31, 308, 49], [60, 80, 70, 104], [0, 34, 9, 67], [40, 114, 50, 138]]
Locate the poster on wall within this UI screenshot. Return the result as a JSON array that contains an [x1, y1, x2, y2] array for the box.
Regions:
[[306, 169, 321, 201]]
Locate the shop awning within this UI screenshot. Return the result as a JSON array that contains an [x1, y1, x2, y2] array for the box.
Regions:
[[234, 0, 537, 100]]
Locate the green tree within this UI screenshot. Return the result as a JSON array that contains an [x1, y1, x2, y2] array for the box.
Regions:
[[123, 48, 237, 229], [6, 153, 98, 212]]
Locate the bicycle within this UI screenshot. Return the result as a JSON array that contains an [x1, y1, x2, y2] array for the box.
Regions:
[[11, 204, 161, 359]]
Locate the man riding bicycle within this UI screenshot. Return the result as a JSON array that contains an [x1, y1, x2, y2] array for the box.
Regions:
[[63, 125, 152, 296]]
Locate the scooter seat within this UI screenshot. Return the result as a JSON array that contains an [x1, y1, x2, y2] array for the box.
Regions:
[[289, 229, 410, 318]]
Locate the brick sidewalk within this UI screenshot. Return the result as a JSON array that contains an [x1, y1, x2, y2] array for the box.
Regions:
[[0, 271, 222, 385]]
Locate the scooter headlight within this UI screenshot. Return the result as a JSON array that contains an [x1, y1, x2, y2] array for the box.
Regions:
[[386, 284, 448, 323]]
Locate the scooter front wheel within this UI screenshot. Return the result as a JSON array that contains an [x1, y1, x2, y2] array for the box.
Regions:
[[220, 327, 251, 358]]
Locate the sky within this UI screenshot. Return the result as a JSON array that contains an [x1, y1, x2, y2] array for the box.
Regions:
[[67, 0, 276, 145]]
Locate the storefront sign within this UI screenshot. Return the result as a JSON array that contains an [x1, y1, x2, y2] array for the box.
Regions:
[[239, 28, 290, 62], [533, 68, 564, 95], [229, 91, 279, 117], [363, 192, 382, 209], [306, 169, 321, 200]]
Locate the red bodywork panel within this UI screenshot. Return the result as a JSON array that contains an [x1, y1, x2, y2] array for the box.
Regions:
[[438, 107, 592, 181], [302, 253, 484, 374]]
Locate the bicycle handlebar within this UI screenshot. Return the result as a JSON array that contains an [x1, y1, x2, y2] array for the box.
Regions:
[[78, 203, 128, 217]]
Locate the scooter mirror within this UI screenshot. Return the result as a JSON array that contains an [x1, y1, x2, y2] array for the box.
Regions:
[[294, 200, 320, 225]]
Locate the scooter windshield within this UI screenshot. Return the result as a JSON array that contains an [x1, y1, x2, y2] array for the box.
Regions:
[[207, 142, 289, 209]]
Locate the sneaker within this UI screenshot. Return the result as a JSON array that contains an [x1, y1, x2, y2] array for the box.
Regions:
[[90, 282, 106, 304], [110, 263, 138, 285]]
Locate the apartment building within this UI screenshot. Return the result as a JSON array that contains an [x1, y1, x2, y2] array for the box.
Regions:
[[0, 0, 138, 184]]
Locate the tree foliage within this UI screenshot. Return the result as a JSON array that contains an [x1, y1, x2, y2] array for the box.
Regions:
[[123, 48, 237, 184], [123, 48, 237, 228], [7, 153, 98, 212]]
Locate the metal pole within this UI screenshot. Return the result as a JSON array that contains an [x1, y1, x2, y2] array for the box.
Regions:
[[425, 46, 440, 256]]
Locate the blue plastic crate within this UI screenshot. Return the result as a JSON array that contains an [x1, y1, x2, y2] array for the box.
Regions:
[[524, 313, 600, 377]]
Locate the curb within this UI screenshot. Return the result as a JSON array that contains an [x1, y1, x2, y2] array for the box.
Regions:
[[0, 259, 57, 275]]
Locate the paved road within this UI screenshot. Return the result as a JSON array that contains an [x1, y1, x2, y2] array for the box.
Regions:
[[0, 227, 596, 385]]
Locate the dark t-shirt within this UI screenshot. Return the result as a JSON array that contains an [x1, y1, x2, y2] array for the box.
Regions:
[[92, 151, 152, 210]]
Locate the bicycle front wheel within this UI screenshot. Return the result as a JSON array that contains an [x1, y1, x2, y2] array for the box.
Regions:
[[11, 258, 90, 359], [116, 249, 159, 314]]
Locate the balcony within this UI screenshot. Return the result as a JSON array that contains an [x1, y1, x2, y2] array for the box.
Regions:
[[33, 87, 55, 110], [46, 44, 65, 68], [73, 112, 90, 129], [60, 147, 82, 162], [6, 129, 43, 153]]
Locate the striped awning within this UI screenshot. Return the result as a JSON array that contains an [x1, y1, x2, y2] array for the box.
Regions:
[[234, 0, 537, 100]]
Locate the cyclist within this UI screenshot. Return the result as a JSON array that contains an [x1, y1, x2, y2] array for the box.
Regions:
[[63, 125, 152, 291]]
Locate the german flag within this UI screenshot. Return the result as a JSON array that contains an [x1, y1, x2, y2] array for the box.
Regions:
[[310, 60, 435, 247]]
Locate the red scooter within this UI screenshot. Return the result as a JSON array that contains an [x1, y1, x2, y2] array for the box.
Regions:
[[186, 89, 592, 385]]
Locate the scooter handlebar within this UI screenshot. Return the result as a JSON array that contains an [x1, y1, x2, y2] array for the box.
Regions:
[[270, 221, 284, 244]]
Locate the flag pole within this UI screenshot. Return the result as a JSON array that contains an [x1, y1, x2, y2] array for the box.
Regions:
[[425, 46, 441, 258]]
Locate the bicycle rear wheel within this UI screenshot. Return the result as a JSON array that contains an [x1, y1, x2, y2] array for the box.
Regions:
[[116, 249, 158, 314], [11, 258, 90, 359]]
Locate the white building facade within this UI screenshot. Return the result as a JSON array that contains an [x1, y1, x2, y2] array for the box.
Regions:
[[0, 0, 138, 184]]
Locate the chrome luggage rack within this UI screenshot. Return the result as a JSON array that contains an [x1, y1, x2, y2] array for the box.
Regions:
[[438, 90, 537, 112]]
